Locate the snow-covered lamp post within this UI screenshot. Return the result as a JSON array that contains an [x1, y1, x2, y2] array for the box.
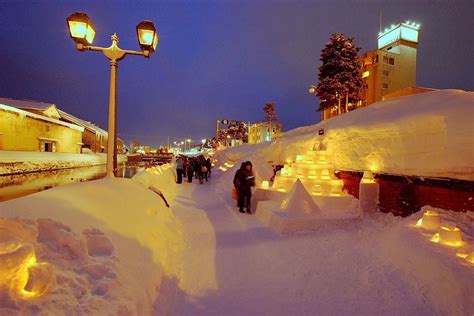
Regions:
[[66, 12, 159, 177]]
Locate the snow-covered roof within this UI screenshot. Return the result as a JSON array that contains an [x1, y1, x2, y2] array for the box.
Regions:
[[0, 98, 57, 111], [58, 110, 107, 136], [0, 103, 84, 132]]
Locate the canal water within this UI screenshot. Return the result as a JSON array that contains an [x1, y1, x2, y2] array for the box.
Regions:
[[0, 163, 156, 202]]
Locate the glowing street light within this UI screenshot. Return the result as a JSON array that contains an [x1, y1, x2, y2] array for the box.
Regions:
[[308, 85, 316, 94], [66, 12, 159, 177]]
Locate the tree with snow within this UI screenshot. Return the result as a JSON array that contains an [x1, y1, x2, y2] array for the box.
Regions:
[[315, 33, 362, 113], [263, 102, 278, 140]]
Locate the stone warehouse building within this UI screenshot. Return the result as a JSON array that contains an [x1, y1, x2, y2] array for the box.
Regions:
[[0, 98, 123, 154], [0, 100, 84, 153]]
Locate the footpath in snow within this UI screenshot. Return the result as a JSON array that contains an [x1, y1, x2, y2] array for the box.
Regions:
[[166, 168, 473, 315]]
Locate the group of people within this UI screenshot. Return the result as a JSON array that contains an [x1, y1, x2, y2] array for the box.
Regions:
[[233, 161, 255, 214], [176, 155, 212, 184]]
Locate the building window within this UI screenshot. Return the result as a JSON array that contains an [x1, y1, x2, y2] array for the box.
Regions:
[[273, 128, 275, 132], [383, 56, 395, 65], [382, 83, 389, 89], [382, 70, 389, 76], [46, 125, 50, 132]]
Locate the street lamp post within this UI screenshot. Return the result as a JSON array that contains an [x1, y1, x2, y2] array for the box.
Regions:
[[66, 12, 159, 177]]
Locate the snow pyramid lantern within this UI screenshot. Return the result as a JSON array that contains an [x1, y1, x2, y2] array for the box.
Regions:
[[280, 179, 321, 216], [416, 210, 441, 230]]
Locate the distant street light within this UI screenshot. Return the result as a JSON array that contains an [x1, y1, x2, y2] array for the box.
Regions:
[[308, 85, 316, 94], [66, 12, 159, 177]]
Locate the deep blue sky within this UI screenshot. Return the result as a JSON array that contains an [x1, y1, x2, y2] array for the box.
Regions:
[[0, 0, 472, 146]]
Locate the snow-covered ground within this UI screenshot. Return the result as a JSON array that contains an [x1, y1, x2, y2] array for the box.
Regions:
[[0, 151, 127, 175], [1, 162, 472, 315]]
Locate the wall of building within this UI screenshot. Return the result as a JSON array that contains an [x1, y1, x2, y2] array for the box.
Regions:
[[249, 123, 282, 144], [338, 171, 473, 216], [0, 109, 82, 153]]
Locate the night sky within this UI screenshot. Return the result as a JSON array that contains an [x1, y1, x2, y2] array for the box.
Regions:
[[0, 0, 472, 146]]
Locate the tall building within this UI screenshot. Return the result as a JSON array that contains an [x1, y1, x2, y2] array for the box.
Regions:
[[319, 21, 421, 121], [361, 21, 420, 106], [248, 122, 283, 144]]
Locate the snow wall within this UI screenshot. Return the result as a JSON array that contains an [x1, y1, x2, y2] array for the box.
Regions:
[[262, 90, 473, 181]]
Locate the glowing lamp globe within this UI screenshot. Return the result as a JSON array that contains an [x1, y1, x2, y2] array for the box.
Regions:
[[67, 12, 96, 45], [439, 226, 463, 247], [417, 210, 441, 230], [136, 20, 159, 56], [308, 85, 316, 94]]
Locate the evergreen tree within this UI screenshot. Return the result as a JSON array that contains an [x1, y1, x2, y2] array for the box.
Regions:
[[263, 102, 278, 123], [316, 33, 363, 112], [263, 102, 278, 140]]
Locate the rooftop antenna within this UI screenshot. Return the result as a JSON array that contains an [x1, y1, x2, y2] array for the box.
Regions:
[[379, 10, 383, 33]]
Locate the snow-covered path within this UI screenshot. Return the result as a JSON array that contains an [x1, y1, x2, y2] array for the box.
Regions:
[[165, 174, 437, 316]]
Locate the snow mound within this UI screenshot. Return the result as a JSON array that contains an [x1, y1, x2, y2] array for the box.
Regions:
[[0, 177, 186, 315], [280, 179, 321, 215]]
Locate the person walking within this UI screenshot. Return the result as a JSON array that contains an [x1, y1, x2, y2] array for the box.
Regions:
[[195, 157, 204, 184], [206, 157, 212, 179], [176, 156, 184, 184], [200, 156, 208, 182], [233, 161, 255, 214], [186, 159, 194, 183]]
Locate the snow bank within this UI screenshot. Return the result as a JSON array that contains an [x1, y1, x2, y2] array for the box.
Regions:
[[0, 151, 127, 175], [0, 170, 184, 315], [214, 90, 473, 181], [265, 90, 473, 180]]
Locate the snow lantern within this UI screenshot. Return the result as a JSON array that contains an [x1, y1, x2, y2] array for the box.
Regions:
[[361, 171, 375, 184], [321, 169, 330, 180], [296, 168, 304, 177], [456, 249, 474, 264], [331, 185, 342, 196], [261, 180, 270, 189], [415, 210, 441, 230], [0, 242, 55, 299], [431, 225, 463, 247], [312, 184, 322, 195]]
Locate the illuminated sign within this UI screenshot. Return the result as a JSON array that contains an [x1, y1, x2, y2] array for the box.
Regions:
[[377, 22, 419, 49]]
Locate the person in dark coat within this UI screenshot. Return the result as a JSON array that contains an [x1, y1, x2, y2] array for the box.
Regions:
[[195, 158, 204, 184], [233, 161, 255, 213], [206, 158, 212, 179], [176, 157, 184, 184], [186, 159, 195, 183]]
